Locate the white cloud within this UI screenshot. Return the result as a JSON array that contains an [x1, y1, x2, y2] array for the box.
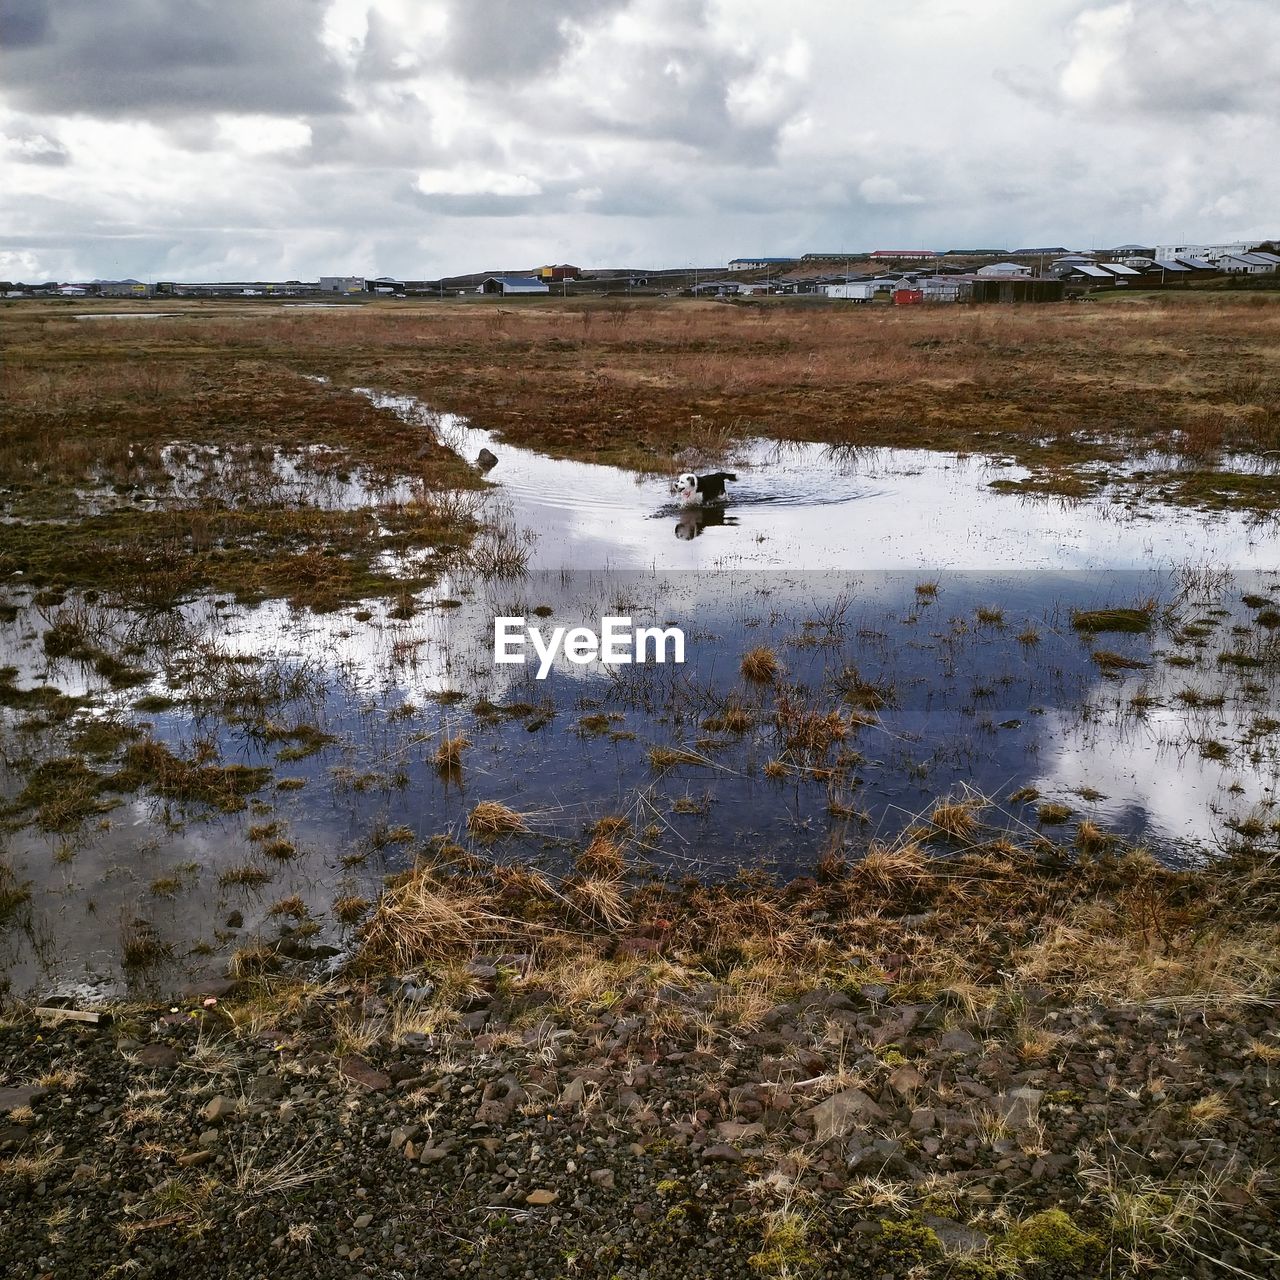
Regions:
[[416, 167, 543, 197], [2, 0, 1278, 279], [858, 176, 925, 207]]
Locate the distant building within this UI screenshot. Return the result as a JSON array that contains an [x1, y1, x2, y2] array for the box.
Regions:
[[870, 250, 937, 261], [538, 264, 581, 281], [976, 262, 1032, 278], [728, 257, 799, 271], [824, 282, 875, 301], [476, 276, 550, 295], [1097, 263, 1143, 280], [1056, 263, 1118, 283], [968, 277, 1065, 303], [98, 281, 153, 297], [1153, 243, 1250, 265], [319, 276, 366, 294], [916, 276, 964, 301], [1220, 253, 1278, 274], [689, 280, 740, 295]]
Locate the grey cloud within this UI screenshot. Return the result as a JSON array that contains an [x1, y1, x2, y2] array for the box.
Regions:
[[4, 128, 69, 164], [442, 0, 629, 83], [0, 0, 50, 47], [532, 47, 792, 164], [0, 0, 345, 117]]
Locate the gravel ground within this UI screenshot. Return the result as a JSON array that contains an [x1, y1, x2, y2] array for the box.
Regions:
[[2, 968, 1278, 1280]]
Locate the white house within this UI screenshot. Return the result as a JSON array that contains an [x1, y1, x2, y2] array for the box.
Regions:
[[1219, 253, 1277, 274], [976, 262, 1032, 278], [1153, 243, 1250, 265], [728, 257, 798, 271]]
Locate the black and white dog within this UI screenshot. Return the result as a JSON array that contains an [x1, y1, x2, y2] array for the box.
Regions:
[[674, 471, 737, 504]]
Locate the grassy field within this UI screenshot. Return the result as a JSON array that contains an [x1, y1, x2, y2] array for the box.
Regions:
[[3, 293, 1280, 599]]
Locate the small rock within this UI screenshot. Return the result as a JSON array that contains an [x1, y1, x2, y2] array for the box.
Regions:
[[338, 1055, 392, 1092], [909, 1107, 937, 1133], [590, 1168, 615, 1190], [938, 1028, 982, 1054], [353, 1213, 373, 1230], [134, 1044, 179, 1070], [477, 448, 499, 469], [248, 1075, 285, 1101], [0, 1085, 46, 1114], [200, 1095, 237, 1125], [525, 1189, 557, 1206], [716, 1120, 765, 1142], [700, 1143, 744, 1163], [997, 1086, 1043, 1129], [888, 1065, 926, 1096], [806, 1089, 885, 1142], [177, 1150, 214, 1168]]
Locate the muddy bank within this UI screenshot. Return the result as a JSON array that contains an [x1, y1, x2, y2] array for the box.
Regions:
[[2, 844, 1278, 1280]]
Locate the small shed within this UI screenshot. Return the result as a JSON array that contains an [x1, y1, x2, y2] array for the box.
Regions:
[[825, 282, 875, 301]]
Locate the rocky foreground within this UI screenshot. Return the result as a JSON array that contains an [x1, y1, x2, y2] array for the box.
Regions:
[[1, 963, 1277, 1280]]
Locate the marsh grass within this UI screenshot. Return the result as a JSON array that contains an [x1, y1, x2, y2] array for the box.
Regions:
[[466, 800, 530, 839], [433, 732, 470, 771], [1071, 604, 1157, 634], [741, 646, 781, 683]]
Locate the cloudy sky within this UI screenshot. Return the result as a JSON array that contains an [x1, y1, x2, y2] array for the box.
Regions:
[[2, 0, 1277, 281]]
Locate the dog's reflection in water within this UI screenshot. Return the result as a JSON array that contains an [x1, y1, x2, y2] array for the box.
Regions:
[[675, 506, 739, 540]]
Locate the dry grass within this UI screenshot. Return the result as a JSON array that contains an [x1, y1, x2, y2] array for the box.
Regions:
[[433, 733, 470, 771], [577, 834, 627, 877], [927, 795, 984, 842], [773, 691, 849, 763], [566, 875, 631, 928], [358, 869, 518, 970], [647, 744, 709, 771], [466, 800, 529, 839], [332, 893, 371, 926], [1186, 1091, 1232, 1130], [741, 646, 781, 683]]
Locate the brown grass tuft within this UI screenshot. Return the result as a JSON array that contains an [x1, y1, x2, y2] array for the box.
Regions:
[[467, 800, 529, 839], [434, 733, 470, 771], [578, 834, 627, 878], [741, 646, 780, 683], [359, 869, 515, 970]]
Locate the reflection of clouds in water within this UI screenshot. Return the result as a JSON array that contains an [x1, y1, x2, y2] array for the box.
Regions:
[[1032, 698, 1279, 857], [357, 387, 1280, 573]]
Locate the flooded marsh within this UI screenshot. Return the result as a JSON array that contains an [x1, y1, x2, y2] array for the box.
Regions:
[[2, 297, 1280, 999]]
